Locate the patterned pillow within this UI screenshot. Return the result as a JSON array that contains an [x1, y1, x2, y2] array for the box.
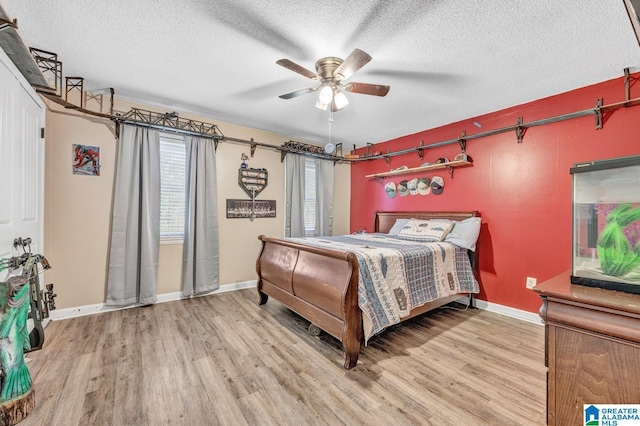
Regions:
[[396, 219, 454, 242]]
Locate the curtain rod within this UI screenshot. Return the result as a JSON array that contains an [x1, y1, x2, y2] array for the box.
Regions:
[[115, 117, 345, 163], [221, 136, 344, 162], [116, 119, 221, 140]]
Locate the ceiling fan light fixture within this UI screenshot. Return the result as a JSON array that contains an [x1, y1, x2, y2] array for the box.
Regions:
[[277, 49, 389, 111], [318, 84, 334, 104], [333, 90, 349, 110]]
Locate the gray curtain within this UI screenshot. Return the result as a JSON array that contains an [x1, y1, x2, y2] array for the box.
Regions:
[[316, 158, 334, 236], [285, 154, 306, 237], [106, 125, 160, 306], [285, 155, 333, 237], [182, 136, 219, 296]]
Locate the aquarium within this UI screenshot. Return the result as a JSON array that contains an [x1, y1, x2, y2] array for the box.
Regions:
[[571, 155, 640, 294]]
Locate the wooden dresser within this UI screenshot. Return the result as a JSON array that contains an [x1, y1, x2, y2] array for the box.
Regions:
[[533, 271, 640, 425]]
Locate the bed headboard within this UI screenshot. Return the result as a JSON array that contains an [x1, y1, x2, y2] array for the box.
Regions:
[[374, 211, 481, 276], [374, 211, 480, 233]]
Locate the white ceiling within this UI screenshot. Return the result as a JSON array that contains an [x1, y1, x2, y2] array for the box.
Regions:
[[2, 0, 640, 148]]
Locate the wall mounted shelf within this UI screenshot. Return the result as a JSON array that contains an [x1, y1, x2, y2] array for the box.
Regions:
[[365, 160, 472, 179]]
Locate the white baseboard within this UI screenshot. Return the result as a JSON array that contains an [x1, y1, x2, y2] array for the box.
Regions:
[[49, 280, 256, 321], [473, 299, 543, 325], [49, 281, 542, 326]]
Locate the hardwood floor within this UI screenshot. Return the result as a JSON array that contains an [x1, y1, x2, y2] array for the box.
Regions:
[[21, 289, 546, 425]]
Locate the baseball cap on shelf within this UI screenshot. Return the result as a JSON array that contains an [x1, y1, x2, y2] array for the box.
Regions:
[[407, 178, 419, 195], [454, 153, 470, 162], [398, 180, 409, 196], [385, 181, 397, 198], [430, 176, 445, 195], [435, 157, 449, 164], [417, 177, 431, 195]]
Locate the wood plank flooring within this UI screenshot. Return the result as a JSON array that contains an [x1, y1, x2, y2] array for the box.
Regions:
[[20, 289, 546, 425]]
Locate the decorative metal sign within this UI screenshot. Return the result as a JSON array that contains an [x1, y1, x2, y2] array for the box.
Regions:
[[238, 168, 268, 198]]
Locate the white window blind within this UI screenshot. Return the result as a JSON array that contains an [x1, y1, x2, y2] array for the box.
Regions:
[[304, 158, 317, 237], [159, 134, 186, 239]]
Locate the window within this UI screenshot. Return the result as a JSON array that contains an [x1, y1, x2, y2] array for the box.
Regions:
[[285, 155, 332, 238], [304, 158, 317, 237], [159, 134, 186, 240]]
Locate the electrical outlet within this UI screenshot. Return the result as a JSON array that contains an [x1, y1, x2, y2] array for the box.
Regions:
[[526, 276, 537, 289]]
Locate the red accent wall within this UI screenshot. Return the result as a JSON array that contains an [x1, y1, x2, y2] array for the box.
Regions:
[[350, 74, 640, 313]]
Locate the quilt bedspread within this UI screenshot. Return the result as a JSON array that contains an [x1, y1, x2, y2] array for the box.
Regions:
[[285, 234, 479, 342]]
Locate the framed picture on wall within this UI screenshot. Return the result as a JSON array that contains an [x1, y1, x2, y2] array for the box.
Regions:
[[72, 144, 101, 176], [226, 199, 276, 218]]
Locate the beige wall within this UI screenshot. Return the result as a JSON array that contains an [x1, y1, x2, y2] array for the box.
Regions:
[[44, 98, 350, 309]]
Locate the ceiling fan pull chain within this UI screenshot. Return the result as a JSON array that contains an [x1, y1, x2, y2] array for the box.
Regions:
[[323, 109, 337, 155], [329, 109, 334, 144]]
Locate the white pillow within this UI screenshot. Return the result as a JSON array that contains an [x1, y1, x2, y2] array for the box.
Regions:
[[396, 219, 454, 242], [444, 217, 482, 251], [387, 218, 410, 235]]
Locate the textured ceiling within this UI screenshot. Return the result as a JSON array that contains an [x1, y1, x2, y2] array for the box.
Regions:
[[2, 0, 640, 148]]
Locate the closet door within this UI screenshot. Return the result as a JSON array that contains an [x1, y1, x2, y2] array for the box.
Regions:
[[0, 48, 45, 266]]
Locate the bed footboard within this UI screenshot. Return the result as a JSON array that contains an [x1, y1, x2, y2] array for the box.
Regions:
[[255, 235, 362, 369]]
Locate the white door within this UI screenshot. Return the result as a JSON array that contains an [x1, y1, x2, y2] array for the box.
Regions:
[[0, 47, 45, 277]]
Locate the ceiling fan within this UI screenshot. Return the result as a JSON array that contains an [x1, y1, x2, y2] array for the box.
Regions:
[[276, 48, 390, 112]]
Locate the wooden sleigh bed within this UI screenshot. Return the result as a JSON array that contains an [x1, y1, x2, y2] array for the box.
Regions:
[[255, 211, 480, 369]]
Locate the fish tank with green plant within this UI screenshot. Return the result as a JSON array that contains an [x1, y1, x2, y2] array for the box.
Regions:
[[570, 155, 640, 294]]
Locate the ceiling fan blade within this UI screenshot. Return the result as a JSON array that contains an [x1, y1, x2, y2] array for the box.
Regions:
[[276, 59, 318, 79], [334, 49, 372, 80], [278, 87, 317, 99], [344, 82, 390, 97]]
